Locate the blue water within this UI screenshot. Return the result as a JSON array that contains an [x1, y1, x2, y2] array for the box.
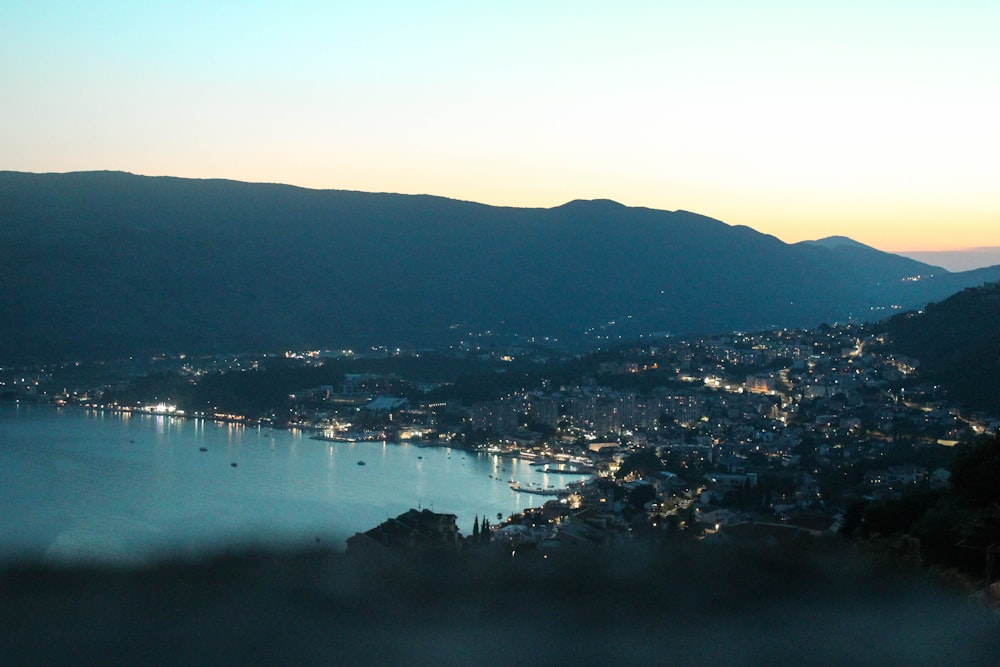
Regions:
[[0, 403, 568, 565]]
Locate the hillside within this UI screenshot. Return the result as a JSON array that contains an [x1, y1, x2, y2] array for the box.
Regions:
[[884, 282, 1000, 413], [3, 171, 999, 363]]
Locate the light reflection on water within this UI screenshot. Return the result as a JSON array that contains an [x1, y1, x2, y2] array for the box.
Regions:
[[0, 403, 571, 565]]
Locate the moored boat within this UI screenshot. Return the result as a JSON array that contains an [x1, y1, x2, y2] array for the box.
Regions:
[[508, 481, 564, 496]]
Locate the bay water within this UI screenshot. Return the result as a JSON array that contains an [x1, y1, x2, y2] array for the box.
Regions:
[[0, 402, 569, 565]]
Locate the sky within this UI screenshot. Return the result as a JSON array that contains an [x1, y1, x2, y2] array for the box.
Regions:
[[3, 1, 999, 262]]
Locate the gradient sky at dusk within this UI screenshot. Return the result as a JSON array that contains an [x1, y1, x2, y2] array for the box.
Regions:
[[3, 1, 998, 258]]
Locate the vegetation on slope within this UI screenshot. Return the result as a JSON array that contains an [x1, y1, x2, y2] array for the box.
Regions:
[[883, 282, 1000, 413]]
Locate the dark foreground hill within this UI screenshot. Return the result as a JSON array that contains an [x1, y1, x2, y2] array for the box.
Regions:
[[3, 170, 999, 363], [2, 542, 996, 665]]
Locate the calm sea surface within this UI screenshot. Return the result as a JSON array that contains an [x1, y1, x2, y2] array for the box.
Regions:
[[0, 402, 569, 565]]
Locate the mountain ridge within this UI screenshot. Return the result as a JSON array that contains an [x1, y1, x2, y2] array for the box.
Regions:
[[3, 170, 999, 363]]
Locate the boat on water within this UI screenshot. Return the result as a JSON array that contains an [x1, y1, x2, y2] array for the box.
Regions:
[[508, 481, 565, 496], [538, 466, 594, 475], [312, 430, 388, 443]]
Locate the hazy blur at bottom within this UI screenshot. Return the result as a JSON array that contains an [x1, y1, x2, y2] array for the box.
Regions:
[[1, 541, 996, 666]]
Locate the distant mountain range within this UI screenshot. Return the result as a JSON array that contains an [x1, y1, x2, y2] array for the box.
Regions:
[[2, 170, 999, 364], [896, 247, 1000, 273]]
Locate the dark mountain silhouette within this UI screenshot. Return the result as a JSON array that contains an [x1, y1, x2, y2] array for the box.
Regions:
[[2, 170, 999, 363], [883, 282, 1000, 413], [801, 235, 897, 252]]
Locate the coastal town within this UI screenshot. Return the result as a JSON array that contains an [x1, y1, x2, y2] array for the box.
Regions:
[[5, 320, 993, 555], [343, 323, 992, 554]]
